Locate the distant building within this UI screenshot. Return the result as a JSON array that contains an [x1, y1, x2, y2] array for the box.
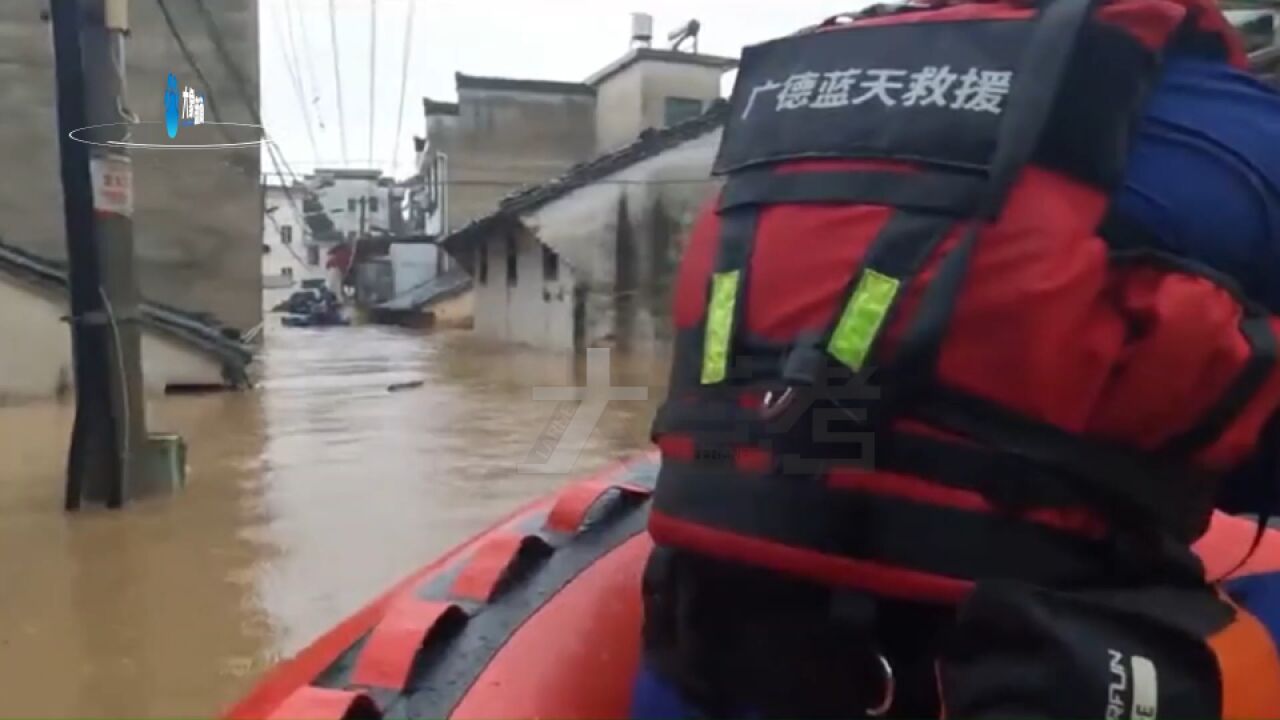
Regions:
[[261, 182, 326, 311], [417, 16, 736, 234], [440, 103, 726, 351]]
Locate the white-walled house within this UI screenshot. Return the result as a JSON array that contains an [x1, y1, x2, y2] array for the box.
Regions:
[[262, 183, 326, 310], [440, 103, 725, 352], [0, 241, 253, 403]]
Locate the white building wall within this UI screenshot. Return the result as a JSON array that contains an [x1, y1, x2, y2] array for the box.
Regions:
[[389, 244, 440, 296], [472, 228, 574, 350], [310, 177, 395, 239], [0, 278, 227, 404], [262, 186, 324, 310], [525, 129, 722, 350]]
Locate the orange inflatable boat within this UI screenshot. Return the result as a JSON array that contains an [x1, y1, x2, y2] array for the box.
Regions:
[[225, 452, 1280, 720]]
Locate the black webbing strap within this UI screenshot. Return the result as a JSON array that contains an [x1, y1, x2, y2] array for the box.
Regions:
[[718, 169, 986, 218], [889, 0, 1100, 392], [781, 212, 955, 388], [1165, 311, 1278, 455], [915, 385, 1219, 543], [1099, 240, 1280, 458]]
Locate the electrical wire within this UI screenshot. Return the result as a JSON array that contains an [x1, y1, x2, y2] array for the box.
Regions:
[[154, 0, 225, 125], [275, 0, 320, 157], [328, 0, 350, 164], [390, 0, 417, 176], [98, 287, 131, 499], [260, 174, 722, 187], [289, 0, 324, 128], [368, 0, 378, 166]]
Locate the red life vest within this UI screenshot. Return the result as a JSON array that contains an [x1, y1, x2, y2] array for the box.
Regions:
[[648, 0, 1280, 604]]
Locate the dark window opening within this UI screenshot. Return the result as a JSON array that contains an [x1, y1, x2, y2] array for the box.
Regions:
[[477, 244, 488, 284], [506, 234, 518, 287], [369, 196, 379, 212], [280, 225, 293, 245], [542, 245, 559, 283], [348, 198, 357, 211], [664, 97, 703, 126], [306, 245, 320, 265], [282, 267, 294, 278]]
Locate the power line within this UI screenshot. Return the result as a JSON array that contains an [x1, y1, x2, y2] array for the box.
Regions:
[[290, 0, 326, 130], [176, 1, 312, 228], [368, 0, 378, 166], [274, 0, 320, 157], [260, 173, 721, 188], [390, 0, 417, 177], [192, 0, 257, 121], [154, 0, 225, 124], [328, 0, 349, 164]]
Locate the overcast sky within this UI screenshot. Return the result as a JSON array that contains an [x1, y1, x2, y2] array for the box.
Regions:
[[259, 0, 863, 181]]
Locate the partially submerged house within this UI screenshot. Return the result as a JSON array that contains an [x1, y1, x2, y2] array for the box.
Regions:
[[419, 15, 736, 234], [440, 102, 727, 351], [421, 15, 736, 349], [0, 239, 253, 403]]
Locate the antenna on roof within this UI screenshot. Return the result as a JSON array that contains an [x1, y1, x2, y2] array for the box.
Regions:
[[668, 19, 700, 53], [631, 13, 653, 48]]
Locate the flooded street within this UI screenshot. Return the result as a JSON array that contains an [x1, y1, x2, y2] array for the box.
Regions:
[[0, 326, 663, 718]]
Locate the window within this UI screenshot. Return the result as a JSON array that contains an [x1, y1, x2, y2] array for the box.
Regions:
[[306, 245, 320, 265], [506, 234, 518, 287], [664, 97, 703, 126], [282, 267, 294, 278], [369, 196, 379, 212], [477, 244, 488, 284], [280, 225, 293, 245], [348, 198, 357, 211], [542, 245, 559, 283]]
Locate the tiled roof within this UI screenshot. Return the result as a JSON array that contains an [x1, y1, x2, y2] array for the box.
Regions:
[[441, 99, 728, 254], [454, 73, 595, 96], [584, 48, 738, 87], [0, 237, 254, 385], [423, 98, 460, 116]]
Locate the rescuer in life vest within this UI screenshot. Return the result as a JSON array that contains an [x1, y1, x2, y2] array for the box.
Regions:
[[633, 0, 1280, 717]]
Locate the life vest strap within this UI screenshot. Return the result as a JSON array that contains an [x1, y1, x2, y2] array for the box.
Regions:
[[718, 167, 986, 218]]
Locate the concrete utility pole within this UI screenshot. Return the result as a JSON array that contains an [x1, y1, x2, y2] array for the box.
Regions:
[[50, 0, 169, 509]]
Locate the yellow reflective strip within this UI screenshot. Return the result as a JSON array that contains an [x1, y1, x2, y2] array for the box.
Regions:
[[827, 269, 900, 371], [701, 270, 741, 384]]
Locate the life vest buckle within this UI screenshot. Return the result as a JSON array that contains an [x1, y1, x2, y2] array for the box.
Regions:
[[760, 386, 797, 420], [867, 652, 895, 717]]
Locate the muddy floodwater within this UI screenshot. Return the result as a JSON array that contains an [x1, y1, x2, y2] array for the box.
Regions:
[[0, 326, 664, 718]]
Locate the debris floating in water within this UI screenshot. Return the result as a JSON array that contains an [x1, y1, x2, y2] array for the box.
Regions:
[[387, 380, 425, 392]]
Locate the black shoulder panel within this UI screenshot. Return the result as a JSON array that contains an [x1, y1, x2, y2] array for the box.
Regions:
[[715, 17, 1157, 191], [714, 20, 1030, 176]]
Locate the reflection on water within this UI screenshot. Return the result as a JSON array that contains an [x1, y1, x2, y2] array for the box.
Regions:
[[0, 326, 664, 718]]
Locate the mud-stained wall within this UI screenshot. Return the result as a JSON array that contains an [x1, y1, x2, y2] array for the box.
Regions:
[[426, 85, 598, 233], [480, 128, 723, 352], [0, 1, 261, 333]]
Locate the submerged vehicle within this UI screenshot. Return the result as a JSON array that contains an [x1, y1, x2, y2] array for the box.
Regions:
[[276, 286, 349, 329], [225, 452, 1280, 720]]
